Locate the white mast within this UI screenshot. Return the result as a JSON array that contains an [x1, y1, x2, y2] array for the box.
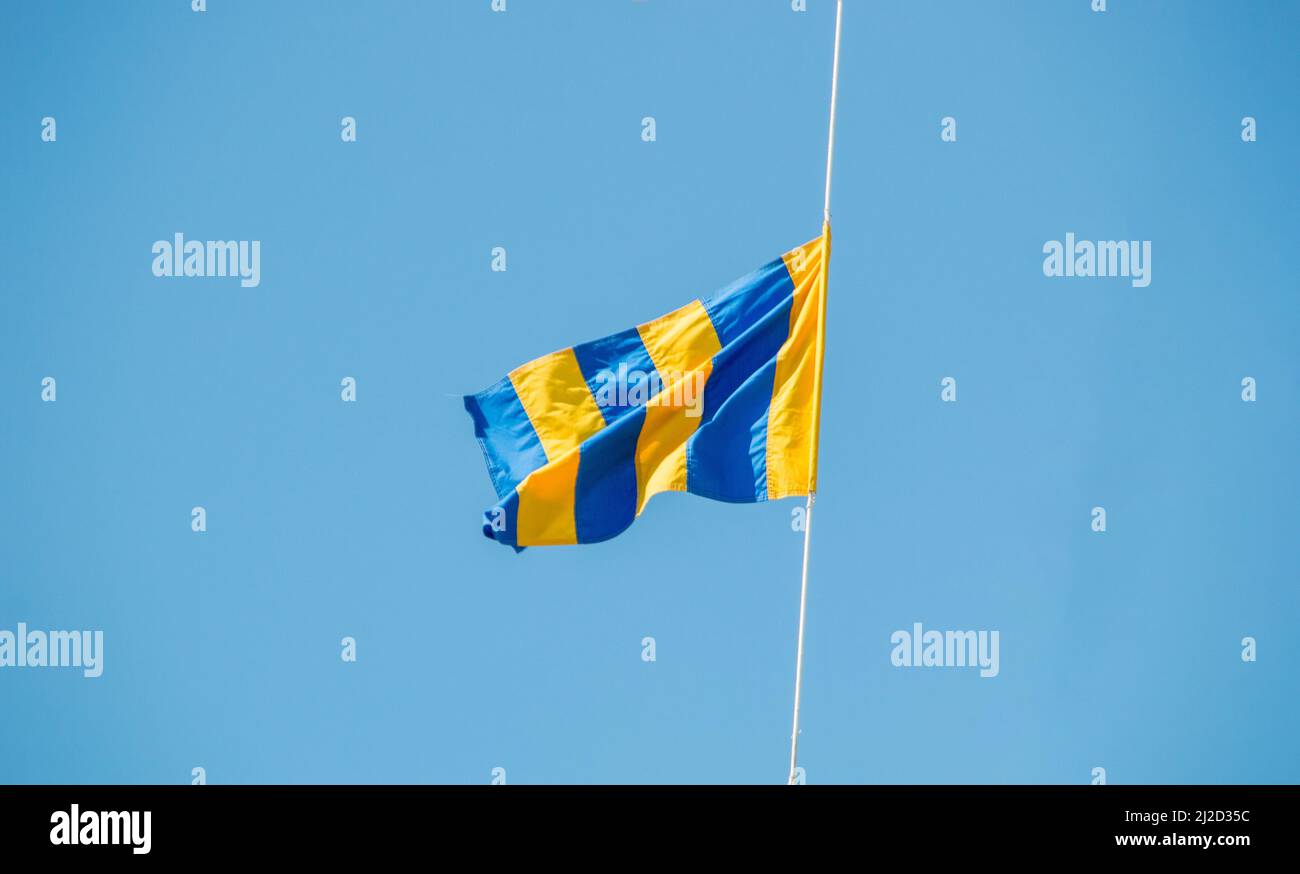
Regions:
[[788, 0, 842, 787]]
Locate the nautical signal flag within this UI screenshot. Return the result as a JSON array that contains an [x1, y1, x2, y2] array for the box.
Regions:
[[464, 225, 830, 549]]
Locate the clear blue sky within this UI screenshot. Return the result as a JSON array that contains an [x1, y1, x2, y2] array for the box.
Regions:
[[2, 1, 1296, 784]]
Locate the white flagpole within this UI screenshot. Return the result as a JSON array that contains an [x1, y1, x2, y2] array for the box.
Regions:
[[822, 0, 843, 226], [788, 0, 842, 787]]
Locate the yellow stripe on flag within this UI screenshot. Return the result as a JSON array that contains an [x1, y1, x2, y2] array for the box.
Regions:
[[766, 228, 828, 499], [516, 445, 581, 545], [633, 300, 722, 513], [637, 299, 722, 376], [509, 348, 606, 463]]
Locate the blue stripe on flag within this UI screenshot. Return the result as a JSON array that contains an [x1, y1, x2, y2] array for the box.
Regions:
[[687, 287, 794, 502], [464, 378, 550, 499], [574, 406, 647, 543], [572, 327, 658, 426], [701, 257, 794, 347]]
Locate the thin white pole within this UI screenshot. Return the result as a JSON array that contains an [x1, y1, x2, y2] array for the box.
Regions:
[[787, 491, 816, 784], [788, 0, 842, 786], [822, 0, 844, 224]]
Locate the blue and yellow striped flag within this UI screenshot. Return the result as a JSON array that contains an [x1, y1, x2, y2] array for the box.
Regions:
[[464, 225, 829, 548]]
